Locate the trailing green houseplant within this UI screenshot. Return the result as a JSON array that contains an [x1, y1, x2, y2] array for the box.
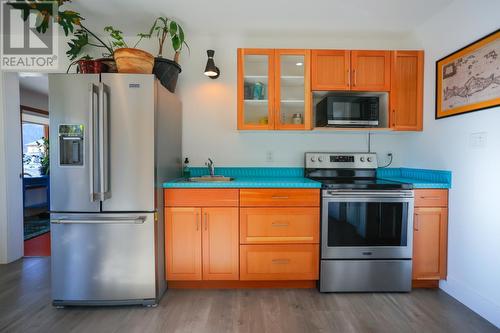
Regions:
[[36, 137, 49, 176], [139, 17, 190, 92], [9, 0, 153, 73]]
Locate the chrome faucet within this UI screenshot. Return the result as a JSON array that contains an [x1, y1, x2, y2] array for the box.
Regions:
[[206, 158, 215, 177]]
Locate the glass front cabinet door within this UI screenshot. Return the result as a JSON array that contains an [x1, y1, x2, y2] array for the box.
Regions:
[[237, 49, 311, 130], [237, 49, 275, 130], [275, 49, 311, 130]]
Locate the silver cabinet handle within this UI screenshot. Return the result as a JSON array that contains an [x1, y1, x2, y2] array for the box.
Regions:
[[196, 212, 200, 231], [88, 83, 99, 202], [414, 214, 419, 231], [347, 69, 350, 87], [353, 69, 357, 86], [204, 212, 208, 231], [272, 222, 289, 227], [52, 216, 146, 224], [271, 196, 289, 199], [272, 259, 290, 264]]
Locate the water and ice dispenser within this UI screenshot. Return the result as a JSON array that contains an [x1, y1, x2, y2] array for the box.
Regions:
[[58, 125, 84, 166]]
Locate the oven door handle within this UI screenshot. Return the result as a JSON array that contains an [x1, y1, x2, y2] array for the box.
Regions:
[[323, 190, 414, 198]]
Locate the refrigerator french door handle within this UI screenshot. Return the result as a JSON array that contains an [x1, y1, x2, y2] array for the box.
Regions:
[[88, 83, 99, 202], [98, 82, 111, 201]]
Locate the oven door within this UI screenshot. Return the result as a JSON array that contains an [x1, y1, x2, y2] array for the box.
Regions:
[[321, 190, 414, 259]]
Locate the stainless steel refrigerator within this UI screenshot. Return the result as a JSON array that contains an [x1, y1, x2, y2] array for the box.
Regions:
[[49, 74, 182, 307]]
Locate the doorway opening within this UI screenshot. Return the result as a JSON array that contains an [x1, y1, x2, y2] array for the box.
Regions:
[[19, 73, 50, 256]]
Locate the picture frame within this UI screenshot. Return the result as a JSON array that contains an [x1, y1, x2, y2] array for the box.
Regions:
[[435, 29, 500, 119]]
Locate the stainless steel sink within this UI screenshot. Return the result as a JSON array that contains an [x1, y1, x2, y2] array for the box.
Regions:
[[188, 176, 234, 182]]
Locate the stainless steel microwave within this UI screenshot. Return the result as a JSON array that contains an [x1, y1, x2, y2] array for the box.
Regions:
[[316, 94, 380, 127]]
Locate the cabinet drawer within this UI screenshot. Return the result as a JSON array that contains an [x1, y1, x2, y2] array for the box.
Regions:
[[240, 244, 319, 280], [240, 189, 320, 207], [414, 189, 448, 207], [164, 189, 239, 207], [240, 208, 319, 244]]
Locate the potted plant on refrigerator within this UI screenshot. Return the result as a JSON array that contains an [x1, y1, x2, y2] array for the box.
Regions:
[[139, 17, 189, 92], [8, 0, 154, 74]]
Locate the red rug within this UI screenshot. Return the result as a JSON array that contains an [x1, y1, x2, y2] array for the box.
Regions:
[[24, 232, 51, 256]]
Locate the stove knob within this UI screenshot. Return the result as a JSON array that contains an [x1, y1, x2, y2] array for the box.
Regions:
[[318, 156, 324, 162], [360, 157, 365, 162], [367, 157, 373, 162], [310, 156, 316, 162]]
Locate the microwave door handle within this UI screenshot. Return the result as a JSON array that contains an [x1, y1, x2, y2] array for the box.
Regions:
[[88, 83, 99, 202]]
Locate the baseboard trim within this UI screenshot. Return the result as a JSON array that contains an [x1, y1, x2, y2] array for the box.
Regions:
[[168, 280, 317, 289], [412, 279, 439, 288], [440, 277, 500, 328]]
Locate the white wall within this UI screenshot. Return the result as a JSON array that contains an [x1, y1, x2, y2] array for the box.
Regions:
[[20, 88, 48, 111], [0, 72, 24, 263], [400, 0, 500, 327], [175, 32, 421, 166]]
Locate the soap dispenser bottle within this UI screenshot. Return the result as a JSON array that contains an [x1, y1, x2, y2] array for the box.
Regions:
[[183, 157, 191, 178]]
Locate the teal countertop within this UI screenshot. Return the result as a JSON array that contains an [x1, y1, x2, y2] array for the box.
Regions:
[[163, 167, 321, 189], [377, 168, 452, 189], [163, 167, 451, 189]]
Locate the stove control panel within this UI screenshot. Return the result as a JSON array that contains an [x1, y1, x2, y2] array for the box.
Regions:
[[305, 152, 378, 169]]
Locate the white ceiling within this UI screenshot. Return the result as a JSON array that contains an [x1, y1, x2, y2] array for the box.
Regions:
[[19, 74, 49, 95], [74, 0, 454, 35]]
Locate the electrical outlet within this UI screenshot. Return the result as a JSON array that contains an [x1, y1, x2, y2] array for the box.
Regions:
[[266, 151, 274, 162]]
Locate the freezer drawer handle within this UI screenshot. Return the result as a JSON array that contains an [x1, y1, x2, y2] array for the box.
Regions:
[[52, 216, 147, 224]]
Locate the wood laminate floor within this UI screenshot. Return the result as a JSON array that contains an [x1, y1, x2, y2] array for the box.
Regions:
[[0, 258, 497, 333]]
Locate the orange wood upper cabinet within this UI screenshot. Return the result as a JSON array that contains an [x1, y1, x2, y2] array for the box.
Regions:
[[237, 48, 275, 130], [165, 207, 202, 281], [311, 50, 351, 91], [351, 50, 391, 91], [238, 48, 312, 130], [274, 49, 312, 130], [202, 208, 239, 280], [413, 207, 448, 280], [390, 51, 424, 131]]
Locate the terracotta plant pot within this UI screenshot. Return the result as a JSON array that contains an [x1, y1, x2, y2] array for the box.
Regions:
[[113, 48, 154, 74], [77, 59, 106, 73], [153, 57, 182, 93]]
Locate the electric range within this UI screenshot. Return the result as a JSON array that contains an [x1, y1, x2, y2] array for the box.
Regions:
[[305, 152, 415, 292]]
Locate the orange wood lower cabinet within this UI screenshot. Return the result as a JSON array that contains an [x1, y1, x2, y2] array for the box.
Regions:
[[240, 244, 319, 280], [164, 189, 239, 207], [165, 207, 202, 281], [240, 207, 319, 244], [414, 189, 448, 207], [240, 189, 320, 207], [202, 208, 239, 280], [412, 207, 448, 280]]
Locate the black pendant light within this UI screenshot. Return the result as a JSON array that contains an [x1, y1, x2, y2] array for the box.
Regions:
[[204, 49, 220, 79]]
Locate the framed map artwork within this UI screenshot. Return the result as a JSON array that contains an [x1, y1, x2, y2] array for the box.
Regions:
[[436, 29, 500, 119]]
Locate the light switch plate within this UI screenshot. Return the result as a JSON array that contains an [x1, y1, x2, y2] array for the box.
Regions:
[[469, 132, 487, 149]]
